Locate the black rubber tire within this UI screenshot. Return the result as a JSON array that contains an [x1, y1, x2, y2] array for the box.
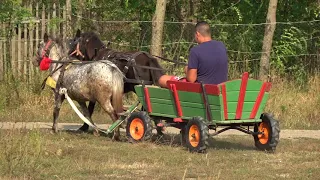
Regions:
[[185, 117, 209, 153], [126, 111, 153, 142], [254, 113, 280, 152], [153, 117, 164, 136], [180, 126, 187, 147]]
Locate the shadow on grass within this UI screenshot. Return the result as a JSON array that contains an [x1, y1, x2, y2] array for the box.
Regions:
[[150, 133, 256, 151], [57, 125, 256, 151]]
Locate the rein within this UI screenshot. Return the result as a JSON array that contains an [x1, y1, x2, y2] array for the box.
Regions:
[[69, 36, 186, 85], [150, 54, 187, 66], [72, 38, 186, 66]]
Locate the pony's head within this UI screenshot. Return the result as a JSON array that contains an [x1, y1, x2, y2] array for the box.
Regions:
[[68, 29, 107, 61], [33, 33, 66, 71]]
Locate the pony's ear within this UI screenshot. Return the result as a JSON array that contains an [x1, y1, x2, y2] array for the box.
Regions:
[[76, 29, 81, 38], [44, 33, 49, 43]]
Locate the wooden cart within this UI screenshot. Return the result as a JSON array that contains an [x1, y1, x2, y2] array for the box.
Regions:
[[116, 72, 280, 153]]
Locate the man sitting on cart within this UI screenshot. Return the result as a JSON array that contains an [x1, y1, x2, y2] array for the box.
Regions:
[[158, 21, 228, 87]]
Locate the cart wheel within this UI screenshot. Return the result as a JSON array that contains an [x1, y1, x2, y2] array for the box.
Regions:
[[254, 113, 280, 152], [185, 117, 209, 153], [180, 127, 186, 147], [126, 112, 153, 142]]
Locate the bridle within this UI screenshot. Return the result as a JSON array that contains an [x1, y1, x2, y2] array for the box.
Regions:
[[69, 37, 86, 59], [40, 40, 53, 59]]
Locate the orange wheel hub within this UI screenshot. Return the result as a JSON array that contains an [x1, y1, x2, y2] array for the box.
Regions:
[[130, 118, 145, 140], [257, 122, 270, 144], [189, 125, 200, 147]]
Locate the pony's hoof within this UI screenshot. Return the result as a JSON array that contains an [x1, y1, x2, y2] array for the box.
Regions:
[[51, 127, 58, 134], [93, 129, 100, 137], [78, 126, 89, 132], [112, 135, 121, 141]]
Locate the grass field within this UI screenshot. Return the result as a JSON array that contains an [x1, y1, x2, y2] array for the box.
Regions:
[[0, 129, 319, 180], [1, 75, 319, 130], [0, 75, 319, 179]]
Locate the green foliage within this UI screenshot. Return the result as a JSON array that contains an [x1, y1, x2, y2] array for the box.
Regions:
[[272, 27, 309, 86], [0, 0, 31, 23]]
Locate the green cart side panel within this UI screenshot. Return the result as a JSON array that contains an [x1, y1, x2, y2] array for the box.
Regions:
[[151, 103, 176, 116], [223, 91, 260, 102], [134, 79, 269, 122], [215, 119, 262, 124], [224, 79, 241, 91], [135, 86, 221, 105], [220, 79, 267, 120], [149, 98, 221, 110], [180, 107, 222, 120], [177, 91, 221, 106], [227, 112, 252, 120], [255, 93, 269, 119], [226, 102, 255, 113], [150, 103, 222, 120], [223, 79, 263, 91], [134, 85, 224, 121], [245, 80, 264, 91]]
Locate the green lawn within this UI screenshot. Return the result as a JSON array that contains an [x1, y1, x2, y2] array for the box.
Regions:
[[0, 129, 319, 179]]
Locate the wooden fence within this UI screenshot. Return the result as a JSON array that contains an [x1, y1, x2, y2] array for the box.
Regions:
[[0, 2, 72, 83]]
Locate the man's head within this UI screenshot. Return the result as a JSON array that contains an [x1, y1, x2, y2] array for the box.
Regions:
[[194, 21, 212, 44]]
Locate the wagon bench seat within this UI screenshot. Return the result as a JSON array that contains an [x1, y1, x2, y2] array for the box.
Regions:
[[134, 72, 271, 122]]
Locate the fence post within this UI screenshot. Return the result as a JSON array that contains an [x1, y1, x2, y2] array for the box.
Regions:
[[41, 4, 45, 39], [47, 7, 51, 35], [24, 23, 28, 81], [0, 32, 3, 81], [33, 3, 40, 77], [3, 24, 7, 80], [17, 24, 22, 78], [11, 26, 16, 78], [53, 3, 57, 37], [28, 4, 34, 83], [66, 0, 72, 39], [63, 5, 66, 41]]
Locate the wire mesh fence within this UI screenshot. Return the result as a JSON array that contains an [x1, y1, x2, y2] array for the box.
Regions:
[[0, 2, 319, 84], [78, 17, 320, 80]]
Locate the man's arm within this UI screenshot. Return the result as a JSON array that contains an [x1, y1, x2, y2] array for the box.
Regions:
[[186, 49, 198, 83], [186, 68, 197, 83]]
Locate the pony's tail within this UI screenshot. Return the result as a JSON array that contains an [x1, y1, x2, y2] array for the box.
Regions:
[[111, 68, 124, 114]]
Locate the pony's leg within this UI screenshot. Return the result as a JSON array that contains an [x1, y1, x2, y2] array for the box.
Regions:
[[53, 93, 64, 133], [78, 102, 98, 135], [78, 101, 96, 132], [100, 100, 120, 141]]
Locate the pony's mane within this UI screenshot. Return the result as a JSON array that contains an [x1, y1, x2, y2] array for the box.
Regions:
[[48, 35, 65, 49], [81, 31, 106, 47]]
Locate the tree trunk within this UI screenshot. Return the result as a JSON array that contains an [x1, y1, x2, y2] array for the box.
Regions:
[[190, 0, 200, 22], [150, 0, 167, 57], [76, 0, 83, 30], [259, 0, 278, 81]]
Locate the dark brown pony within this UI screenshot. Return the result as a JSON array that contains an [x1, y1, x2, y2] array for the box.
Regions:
[[68, 29, 165, 132]]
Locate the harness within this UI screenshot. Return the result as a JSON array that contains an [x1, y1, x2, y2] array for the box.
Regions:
[[70, 36, 162, 85], [92, 46, 155, 85], [39, 41, 79, 90]]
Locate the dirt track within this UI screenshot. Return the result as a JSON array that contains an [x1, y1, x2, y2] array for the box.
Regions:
[[1, 122, 320, 140]]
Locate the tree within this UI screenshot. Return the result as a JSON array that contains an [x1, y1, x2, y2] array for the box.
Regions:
[[150, 0, 167, 57], [259, 0, 278, 81]]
